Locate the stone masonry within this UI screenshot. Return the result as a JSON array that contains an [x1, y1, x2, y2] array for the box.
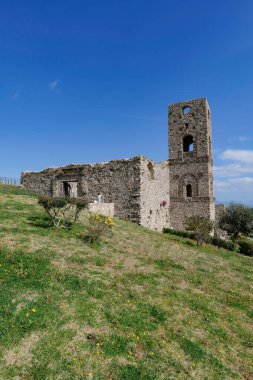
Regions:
[[21, 98, 221, 231], [168, 98, 215, 229]]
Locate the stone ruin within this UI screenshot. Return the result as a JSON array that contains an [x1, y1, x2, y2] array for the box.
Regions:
[[21, 98, 223, 231]]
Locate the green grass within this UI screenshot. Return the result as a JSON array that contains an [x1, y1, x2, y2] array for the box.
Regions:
[[0, 185, 252, 379]]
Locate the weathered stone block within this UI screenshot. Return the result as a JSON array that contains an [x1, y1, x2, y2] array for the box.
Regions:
[[88, 203, 114, 217]]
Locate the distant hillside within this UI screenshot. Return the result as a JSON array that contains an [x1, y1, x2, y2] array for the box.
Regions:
[[0, 185, 252, 380], [216, 200, 253, 207]]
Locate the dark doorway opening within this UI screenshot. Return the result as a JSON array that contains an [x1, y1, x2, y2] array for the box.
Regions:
[[63, 181, 78, 198]]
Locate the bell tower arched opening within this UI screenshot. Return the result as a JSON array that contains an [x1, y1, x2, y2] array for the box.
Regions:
[[183, 135, 194, 152]]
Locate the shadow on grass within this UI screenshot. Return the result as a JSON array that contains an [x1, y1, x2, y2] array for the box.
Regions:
[[77, 234, 102, 250], [183, 240, 196, 248], [165, 234, 197, 248], [28, 215, 52, 228]]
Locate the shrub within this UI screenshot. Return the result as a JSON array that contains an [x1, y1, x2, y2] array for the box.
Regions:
[[163, 227, 236, 251], [238, 239, 253, 257], [186, 215, 214, 245], [163, 227, 195, 239], [80, 213, 115, 243], [38, 196, 88, 228], [211, 236, 236, 251]]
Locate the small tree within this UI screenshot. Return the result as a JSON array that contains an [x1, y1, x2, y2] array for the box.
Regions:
[[219, 203, 253, 242], [80, 213, 115, 243], [186, 215, 214, 245], [38, 196, 88, 228]]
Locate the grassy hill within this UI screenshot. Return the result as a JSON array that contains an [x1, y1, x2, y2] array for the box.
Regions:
[[0, 186, 252, 380]]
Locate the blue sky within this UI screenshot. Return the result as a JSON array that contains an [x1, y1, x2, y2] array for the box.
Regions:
[[1, 0, 253, 205]]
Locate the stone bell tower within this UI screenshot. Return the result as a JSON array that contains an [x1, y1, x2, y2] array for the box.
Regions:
[[168, 98, 215, 230]]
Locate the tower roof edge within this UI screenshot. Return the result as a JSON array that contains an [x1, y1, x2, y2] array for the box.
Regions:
[[168, 97, 209, 108]]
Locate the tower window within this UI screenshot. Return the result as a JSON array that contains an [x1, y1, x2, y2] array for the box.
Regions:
[[183, 135, 194, 152], [186, 184, 192, 198], [182, 106, 191, 115]]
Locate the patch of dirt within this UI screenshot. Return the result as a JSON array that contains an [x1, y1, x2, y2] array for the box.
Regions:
[[4, 332, 42, 367], [12, 291, 39, 313]]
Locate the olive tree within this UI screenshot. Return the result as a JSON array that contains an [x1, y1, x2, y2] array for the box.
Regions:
[[219, 203, 253, 241], [38, 196, 88, 228]]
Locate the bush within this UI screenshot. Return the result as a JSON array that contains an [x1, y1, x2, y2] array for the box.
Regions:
[[186, 215, 214, 245], [163, 227, 236, 251], [80, 213, 115, 243], [211, 236, 236, 251], [238, 239, 253, 257], [163, 227, 195, 239], [38, 196, 88, 228]]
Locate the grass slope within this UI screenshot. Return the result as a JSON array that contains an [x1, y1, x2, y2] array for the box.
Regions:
[[0, 186, 252, 380]]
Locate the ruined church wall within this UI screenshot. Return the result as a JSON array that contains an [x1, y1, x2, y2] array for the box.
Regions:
[[21, 157, 143, 223], [215, 204, 225, 226], [21, 97, 217, 232], [21, 169, 55, 196], [140, 158, 170, 231], [170, 200, 213, 230], [169, 160, 215, 228]]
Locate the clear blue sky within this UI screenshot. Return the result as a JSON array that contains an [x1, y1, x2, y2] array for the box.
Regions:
[[1, 0, 253, 204]]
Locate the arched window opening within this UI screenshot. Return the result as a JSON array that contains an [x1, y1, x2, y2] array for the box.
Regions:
[[186, 184, 192, 198], [183, 135, 194, 152], [182, 106, 191, 115]]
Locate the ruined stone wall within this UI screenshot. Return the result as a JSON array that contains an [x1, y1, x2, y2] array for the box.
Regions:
[[214, 204, 226, 238], [21, 97, 218, 232], [169, 98, 215, 230], [21, 169, 55, 196], [88, 203, 114, 217], [21, 157, 142, 223], [140, 158, 170, 231], [215, 204, 225, 227], [170, 200, 213, 230]]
